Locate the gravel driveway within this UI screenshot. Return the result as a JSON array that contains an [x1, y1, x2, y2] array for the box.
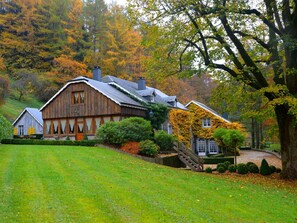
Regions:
[[237, 150, 281, 168]]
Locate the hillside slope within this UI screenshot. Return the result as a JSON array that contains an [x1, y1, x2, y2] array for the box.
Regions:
[[0, 97, 43, 122]]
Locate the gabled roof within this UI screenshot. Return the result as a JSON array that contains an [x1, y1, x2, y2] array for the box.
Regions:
[[185, 100, 230, 123], [40, 77, 146, 111], [12, 107, 43, 126]]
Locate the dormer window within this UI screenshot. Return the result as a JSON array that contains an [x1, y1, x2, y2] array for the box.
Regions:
[[202, 118, 211, 128], [72, 91, 85, 104]]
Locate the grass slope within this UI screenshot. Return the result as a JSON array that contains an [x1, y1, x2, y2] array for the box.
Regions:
[[0, 97, 43, 122], [0, 145, 296, 223]]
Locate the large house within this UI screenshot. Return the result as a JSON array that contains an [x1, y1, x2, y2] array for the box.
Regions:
[[12, 107, 43, 137], [40, 67, 186, 140]]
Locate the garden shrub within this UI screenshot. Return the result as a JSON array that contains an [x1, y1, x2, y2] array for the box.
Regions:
[[217, 166, 226, 173], [260, 159, 271, 175], [276, 168, 282, 173], [139, 140, 159, 157], [0, 114, 13, 141], [228, 164, 237, 173], [237, 163, 249, 174], [217, 163, 227, 172], [120, 142, 140, 155], [95, 121, 121, 145], [203, 157, 234, 164], [1, 139, 101, 146], [269, 165, 276, 173], [246, 161, 256, 167], [83, 134, 88, 140], [223, 161, 231, 169], [154, 130, 176, 151], [205, 167, 212, 173], [248, 163, 259, 173]]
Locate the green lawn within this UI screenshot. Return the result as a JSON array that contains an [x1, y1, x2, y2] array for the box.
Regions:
[[0, 145, 296, 223]]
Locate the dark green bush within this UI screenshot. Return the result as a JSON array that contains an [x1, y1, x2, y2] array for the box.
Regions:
[[154, 130, 176, 151], [248, 163, 259, 173], [276, 168, 282, 173], [237, 163, 249, 174], [217, 166, 226, 173], [223, 161, 231, 169], [139, 140, 159, 157], [95, 117, 153, 145], [1, 139, 100, 146], [205, 167, 212, 173], [203, 157, 234, 164], [260, 159, 271, 175], [95, 121, 121, 145], [217, 163, 227, 172], [246, 161, 256, 167], [228, 164, 237, 173], [269, 165, 276, 173]]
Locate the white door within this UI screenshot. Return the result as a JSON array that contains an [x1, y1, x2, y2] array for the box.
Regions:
[[196, 139, 207, 156]]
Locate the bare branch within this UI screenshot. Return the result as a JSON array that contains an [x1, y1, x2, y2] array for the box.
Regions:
[[233, 30, 270, 50]]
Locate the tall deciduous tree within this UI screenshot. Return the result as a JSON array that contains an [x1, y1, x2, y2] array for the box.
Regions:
[[129, 0, 297, 179]]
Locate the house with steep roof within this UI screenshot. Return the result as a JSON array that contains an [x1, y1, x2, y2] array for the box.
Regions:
[[185, 100, 241, 156], [12, 107, 43, 137], [40, 67, 185, 140]]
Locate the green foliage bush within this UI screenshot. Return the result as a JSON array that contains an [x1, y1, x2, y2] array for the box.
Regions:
[[205, 167, 212, 173], [146, 103, 169, 130], [248, 163, 259, 173], [228, 164, 237, 173], [139, 140, 159, 157], [260, 159, 272, 175], [217, 163, 227, 172], [223, 161, 231, 169], [217, 166, 226, 173], [95, 121, 121, 145], [237, 163, 248, 174], [0, 114, 13, 141], [269, 165, 276, 173], [154, 130, 176, 151], [246, 162, 256, 167], [95, 117, 153, 146]]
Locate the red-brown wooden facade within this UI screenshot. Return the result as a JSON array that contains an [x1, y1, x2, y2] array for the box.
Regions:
[[42, 82, 146, 140]]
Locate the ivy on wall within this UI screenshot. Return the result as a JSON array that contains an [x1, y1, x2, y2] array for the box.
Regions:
[[169, 104, 243, 146]]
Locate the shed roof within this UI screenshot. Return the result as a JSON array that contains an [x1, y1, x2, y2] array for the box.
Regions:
[[12, 107, 43, 126]]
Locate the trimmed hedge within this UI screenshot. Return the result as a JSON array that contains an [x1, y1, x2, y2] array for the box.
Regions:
[[203, 157, 234, 164], [1, 139, 101, 146]]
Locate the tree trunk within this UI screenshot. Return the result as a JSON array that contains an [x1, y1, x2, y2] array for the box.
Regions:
[[275, 105, 297, 179], [251, 118, 255, 148]]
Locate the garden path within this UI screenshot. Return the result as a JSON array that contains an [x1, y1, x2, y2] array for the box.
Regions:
[[237, 150, 281, 168]]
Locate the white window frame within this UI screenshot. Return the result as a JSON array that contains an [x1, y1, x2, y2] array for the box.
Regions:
[[202, 118, 211, 128]]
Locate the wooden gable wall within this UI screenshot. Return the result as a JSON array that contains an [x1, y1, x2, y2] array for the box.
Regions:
[[42, 82, 122, 119]]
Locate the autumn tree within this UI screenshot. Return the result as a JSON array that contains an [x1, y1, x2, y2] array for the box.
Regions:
[[0, 75, 9, 106], [129, 1, 297, 179]]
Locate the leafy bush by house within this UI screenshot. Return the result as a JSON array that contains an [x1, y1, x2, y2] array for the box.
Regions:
[[228, 164, 237, 173], [120, 142, 140, 155], [248, 163, 259, 173], [237, 163, 249, 174], [205, 167, 212, 173], [0, 115, 13, 141], [95, 117, 153, 146], [216, 163, 227, 172], [139, 140, 159, 157], [223, 161, 231, 169], [154, 130, 176, 151], [260, 159, 272, 175], [1, 139, 101, 146], [203, 157, 234, 164], [95, 121, 121, 145]]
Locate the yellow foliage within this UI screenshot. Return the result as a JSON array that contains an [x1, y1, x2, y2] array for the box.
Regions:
[[169, 103, 244, 146]]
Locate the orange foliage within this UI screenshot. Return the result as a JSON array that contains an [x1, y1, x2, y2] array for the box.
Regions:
[[0, 58, 6, 71], [48, 55, 90, 85], [120, 142, 140, 155]]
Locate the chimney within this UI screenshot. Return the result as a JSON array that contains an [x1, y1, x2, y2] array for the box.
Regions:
[[138, 77, 146, 90], [93, 66, 102, 81]]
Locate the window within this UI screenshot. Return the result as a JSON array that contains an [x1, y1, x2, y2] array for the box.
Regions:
[[72, 91, 85, 104], [18, 125, 24, 136], [202, 118, 211, 128]]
